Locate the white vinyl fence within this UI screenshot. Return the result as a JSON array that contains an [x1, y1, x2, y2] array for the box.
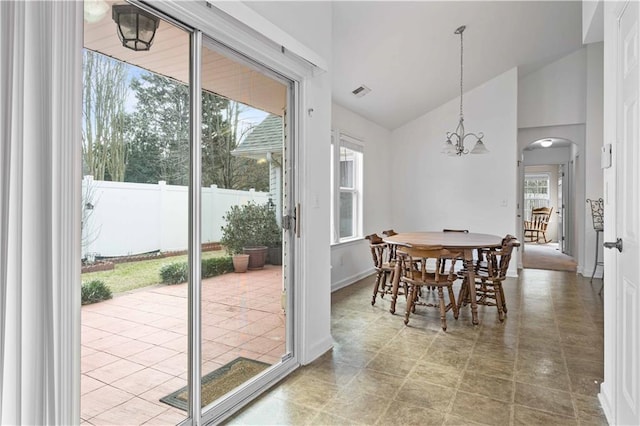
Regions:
[[82, 176, 270, 258]]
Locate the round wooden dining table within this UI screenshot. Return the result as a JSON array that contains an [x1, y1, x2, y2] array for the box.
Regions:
[[384, 231, 504, 325]]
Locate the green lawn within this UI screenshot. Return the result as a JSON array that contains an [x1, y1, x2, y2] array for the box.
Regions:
[[82, 250, 226, 294]]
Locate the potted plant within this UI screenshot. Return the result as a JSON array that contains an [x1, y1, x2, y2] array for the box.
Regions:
[[220, 201, 280, 270], [266, 220, 283, 266]]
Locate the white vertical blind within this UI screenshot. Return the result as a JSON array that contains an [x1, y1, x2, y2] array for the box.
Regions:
[[0, 1, 82, 424]]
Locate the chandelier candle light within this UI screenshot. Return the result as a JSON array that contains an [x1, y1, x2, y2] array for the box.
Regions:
[[442, 25, 489, 156]]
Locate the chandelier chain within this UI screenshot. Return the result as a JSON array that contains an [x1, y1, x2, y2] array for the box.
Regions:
[[441, 24, 488, 156], [459, 29, 464, 119]]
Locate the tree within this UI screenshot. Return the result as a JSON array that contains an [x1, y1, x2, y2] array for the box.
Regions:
[[125, 70, 270, 190], [82, 50, 128, 181], [127, 73, 190, 185], [201, 98, 268, 190]]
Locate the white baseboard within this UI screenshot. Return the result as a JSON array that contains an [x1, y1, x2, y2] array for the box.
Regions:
[[301, 335, 333, 365], [598, 381, 614, 425], [331, 268, 374, 292]]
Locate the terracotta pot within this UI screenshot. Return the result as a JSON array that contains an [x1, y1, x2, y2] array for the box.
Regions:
[[232, 254, 250, 273], [243, 246, 268, 270]]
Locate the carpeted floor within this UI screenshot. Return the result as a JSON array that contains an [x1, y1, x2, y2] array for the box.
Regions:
[[522, 242, 577, 272]]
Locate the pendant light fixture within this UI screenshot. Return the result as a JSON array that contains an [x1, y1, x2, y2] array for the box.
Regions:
[[112, 4, 160, 52], [441, 25, 488, 156]]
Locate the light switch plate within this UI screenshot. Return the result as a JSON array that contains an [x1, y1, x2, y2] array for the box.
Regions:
[[601, 144, 612, 169]]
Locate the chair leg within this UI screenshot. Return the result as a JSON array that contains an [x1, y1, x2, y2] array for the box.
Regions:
[[494, 284, 505, 322], [379, 271, 390, 299], [457, 277, 470, 309], [437, 287, 447, 331], [499, 285, 508, 313], [447, 284, 459, 319], [404, 284, 416, 325], [371, 271, 383, 306]]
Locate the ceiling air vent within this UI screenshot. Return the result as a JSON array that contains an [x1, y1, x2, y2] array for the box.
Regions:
[[351, 85, 371, 98]]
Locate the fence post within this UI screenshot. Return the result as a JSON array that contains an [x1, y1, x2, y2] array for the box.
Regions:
[[158, 180, 166, 252], [81, 175, 94, 259], [207, 184, 217, 243]]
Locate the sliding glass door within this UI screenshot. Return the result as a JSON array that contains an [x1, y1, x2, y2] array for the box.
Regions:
[[197, 35, 295, 422], [81, 2, 297, 424]]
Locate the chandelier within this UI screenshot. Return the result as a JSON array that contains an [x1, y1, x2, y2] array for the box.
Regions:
[[442, 25, 488, 156]]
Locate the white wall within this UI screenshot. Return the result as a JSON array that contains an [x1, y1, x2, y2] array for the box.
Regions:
[[518, 48, 587, 129], [517, 43, 604, 276], [584, 42, 604, 278], [523, 146, 571, 165], [571, 143, 585, 266], [330, 103, 393, 290], [583, 0, 604, 44], [243, 1, 334, 364], [390, 68, 519, 274]]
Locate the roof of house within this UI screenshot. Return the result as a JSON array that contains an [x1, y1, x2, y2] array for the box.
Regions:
[[233, 114, 283, 158]]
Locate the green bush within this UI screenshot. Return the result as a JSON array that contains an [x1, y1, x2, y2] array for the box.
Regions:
[[220, 202, 281, 255], [81, 280, 112, 305], [160, 256, 233, 284], [202, 256, 234, 277], [160, 262, 189, 284]]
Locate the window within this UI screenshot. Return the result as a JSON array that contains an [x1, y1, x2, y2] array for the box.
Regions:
[[524, 174, 550, 220], [331, 131, 363, 243]]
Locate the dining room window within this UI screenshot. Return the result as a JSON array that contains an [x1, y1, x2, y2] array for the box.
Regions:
[[331, 131, 363, 243], [524, 173, 550, 220]]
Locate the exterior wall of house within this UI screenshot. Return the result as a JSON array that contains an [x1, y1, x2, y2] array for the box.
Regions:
[[330, 103, 393, 290], [389, 68, 519, 276]]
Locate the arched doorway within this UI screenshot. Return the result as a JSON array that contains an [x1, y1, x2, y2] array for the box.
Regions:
[[520, 137, 578, 272]]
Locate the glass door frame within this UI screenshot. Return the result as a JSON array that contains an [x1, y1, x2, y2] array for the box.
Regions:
[[197, 33, 300, 425], [125, 2, 307, 424]]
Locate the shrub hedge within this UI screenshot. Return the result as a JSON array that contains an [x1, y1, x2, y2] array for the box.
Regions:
[[160, 256, 233, 284], [159, 262, 189, 284], [202, 256, 234, 277], [81, 280, 112, 305]]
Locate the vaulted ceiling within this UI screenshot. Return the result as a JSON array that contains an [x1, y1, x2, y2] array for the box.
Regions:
[[331, 1, 584, 130], [85, 1, 586, 130]]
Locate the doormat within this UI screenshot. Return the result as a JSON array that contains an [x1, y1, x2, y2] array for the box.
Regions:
[[159, 357, 270, 411]]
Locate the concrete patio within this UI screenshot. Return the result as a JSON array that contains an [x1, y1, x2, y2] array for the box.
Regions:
[[81, 265, 284, 425]]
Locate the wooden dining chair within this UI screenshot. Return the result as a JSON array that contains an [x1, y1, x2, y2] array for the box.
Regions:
[[382, 229, 397, 237], [523, 207, 553, 243], [381, 229, 398, 260], [365, 233, 402, 306], [440, 229, 469, 273], [458, 235, 520, 321], [397, 244, 461, 331]]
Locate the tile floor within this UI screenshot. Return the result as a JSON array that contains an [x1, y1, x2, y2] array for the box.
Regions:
[[81, 265, 285, 425], [227, 269, 608, 425]]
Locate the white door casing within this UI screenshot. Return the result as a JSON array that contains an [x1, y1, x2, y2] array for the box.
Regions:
[[601, 1, 640, 424], [615, 1, 640, 423]]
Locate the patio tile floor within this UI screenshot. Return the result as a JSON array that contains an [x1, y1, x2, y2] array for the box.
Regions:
[[81, 265, 284, 425]]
